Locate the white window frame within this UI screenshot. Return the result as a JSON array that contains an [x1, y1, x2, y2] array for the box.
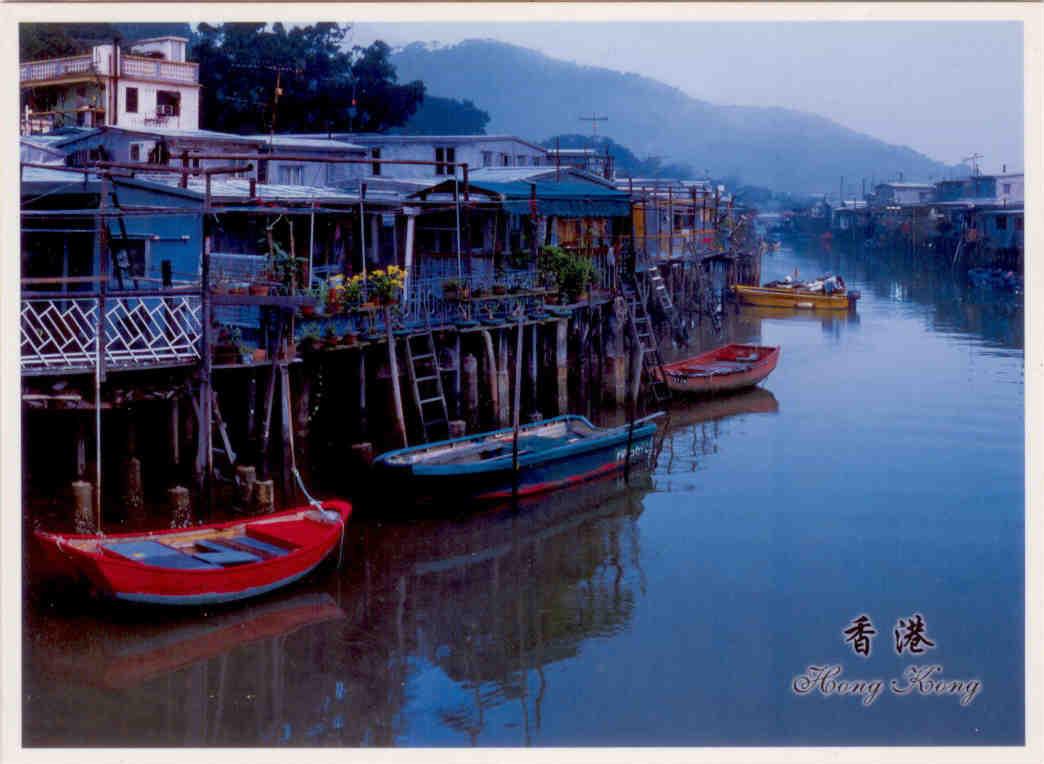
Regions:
[[277, 165, 304, 185]]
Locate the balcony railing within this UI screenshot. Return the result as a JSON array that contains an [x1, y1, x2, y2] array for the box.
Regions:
[[120, 55, 199, 84], [20, 54, 95, 83], [20, 53, 198, 85], [21, 291, 202, 375]]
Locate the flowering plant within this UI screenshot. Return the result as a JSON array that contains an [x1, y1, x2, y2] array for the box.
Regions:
[[367, 265, 406, 305]]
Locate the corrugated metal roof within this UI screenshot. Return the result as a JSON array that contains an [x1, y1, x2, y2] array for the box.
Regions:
[[468, 167, 560, 183], [110, 126, 264, 144], [149, 175, 364, 204], [244, 134, 366, 152]]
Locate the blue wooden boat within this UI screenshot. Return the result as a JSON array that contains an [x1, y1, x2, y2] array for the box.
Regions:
[[373, 414, 661, 501]]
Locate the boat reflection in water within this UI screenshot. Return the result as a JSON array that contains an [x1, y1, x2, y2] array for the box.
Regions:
[[656, 387, 780, 477], [25, 473, 653, 747]]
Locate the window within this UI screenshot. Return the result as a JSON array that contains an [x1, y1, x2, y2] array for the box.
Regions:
[[1015, 216, 1024, 231], [1003, 183, 1012, 195], [125, 87, 138, 114], [371, 147, 381, 176], [156, 90, 181, 117], [129, 143, 143, 162], [995, 215, 1007, 231], [501, 153, 511, 167], [112, 239, 147, 283], [277, 165, 304, 185], [435, 146, 455, 175], [532, 156, 541, 167], [482, 151, 493, 167], [517, 155, 527, 167]]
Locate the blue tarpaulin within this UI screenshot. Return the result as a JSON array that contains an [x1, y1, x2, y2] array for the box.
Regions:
[[424, 180, 632, 218]]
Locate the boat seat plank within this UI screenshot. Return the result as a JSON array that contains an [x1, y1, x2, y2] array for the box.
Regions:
[[224, 535, 291, 557], [192, 540, 262, 566], [102, 540, 220, 570]]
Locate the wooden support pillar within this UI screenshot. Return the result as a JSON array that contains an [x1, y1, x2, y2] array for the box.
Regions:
[[555, 319, 569, 414], [75, 418, 88, 480], [453, 334, 462, 419], [496, 329, 510, 426], [358, 349, 368, 439], [170, 396, 180, 469], [462, 353, 479, 431], [168, 485, 191, 529], [605, 297, 628, 406], [528, 323, 538, 416], [235, 465, 256, 509], [480, 330, 499, 425], [254, 480, 275, 515], [72, 480, 95, 534], [123, 456, 144, 514], [279, 362, 294, 503]]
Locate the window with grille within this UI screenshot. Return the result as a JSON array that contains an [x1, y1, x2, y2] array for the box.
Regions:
[[125, 87, 138, 114]]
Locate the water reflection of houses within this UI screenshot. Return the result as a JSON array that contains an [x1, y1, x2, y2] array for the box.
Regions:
[[352, 474, 652, 745]]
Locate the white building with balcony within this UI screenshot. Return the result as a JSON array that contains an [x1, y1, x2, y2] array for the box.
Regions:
[[20, 36, 200, 135]]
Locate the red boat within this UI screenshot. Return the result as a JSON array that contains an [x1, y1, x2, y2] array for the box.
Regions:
[[657, 344, 780, 395], [33, 500, 351, 606]]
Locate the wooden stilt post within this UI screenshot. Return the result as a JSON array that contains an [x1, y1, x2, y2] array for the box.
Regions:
[[383, 304, 408, 448], [462, 352, 479, 431], [555, 318, 569, 414], [480, 330, 498, 424], [497, 329, 510, 427], [528, 322, 538, 417], [279, 361, 294, 503], [358, 348, 368, 439], [511, 316, 524, 501]]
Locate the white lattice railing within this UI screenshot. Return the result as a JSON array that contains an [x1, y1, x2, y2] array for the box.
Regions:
[[21, 294, 202, 374]]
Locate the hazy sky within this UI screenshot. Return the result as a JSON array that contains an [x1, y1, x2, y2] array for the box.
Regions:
[[352, 21, 1023, 174]]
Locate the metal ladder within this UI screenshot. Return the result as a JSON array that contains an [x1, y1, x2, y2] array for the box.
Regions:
[[404, 329, 450, 442], [627, 290, 671, 403]]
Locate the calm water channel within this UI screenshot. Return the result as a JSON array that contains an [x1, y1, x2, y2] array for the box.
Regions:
[[23, 238, 1024, 747]]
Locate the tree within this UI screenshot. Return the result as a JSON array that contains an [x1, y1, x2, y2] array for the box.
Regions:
[[392, 95, 490, 135], [20, 22, 190, 61], [191, 24, 424, 134]]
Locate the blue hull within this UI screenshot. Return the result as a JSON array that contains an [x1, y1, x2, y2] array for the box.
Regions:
[[374, 415, 657, 502]]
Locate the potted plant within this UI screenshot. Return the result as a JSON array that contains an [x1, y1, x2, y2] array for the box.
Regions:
[[299, 323, 322, 354], [342, 328, 360, 347], [367, 266, 406, 306], [249, 280, 271, 296], [492, 283, 507, 295], [252, 347, 268, 363], [471, 285, 488, 299], [344, 274, 364, 311], [540, 245, 595, 305], [323, 324, 339, 349]]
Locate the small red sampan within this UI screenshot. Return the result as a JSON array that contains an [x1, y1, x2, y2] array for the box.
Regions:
[[656, 344, 781, 396]]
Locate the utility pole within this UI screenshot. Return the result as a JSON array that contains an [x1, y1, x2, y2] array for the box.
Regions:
[[962, 153, 984, 177], [579, 114, 608, 138]]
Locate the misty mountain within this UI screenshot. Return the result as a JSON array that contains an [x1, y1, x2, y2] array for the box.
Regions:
[[391, 39, 953, 194]]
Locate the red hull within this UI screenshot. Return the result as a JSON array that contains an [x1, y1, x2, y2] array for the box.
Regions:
[[33, 501, 351, 606], [658, 344, 780, 395]]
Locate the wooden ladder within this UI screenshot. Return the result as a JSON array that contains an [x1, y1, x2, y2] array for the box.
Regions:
[[210, 388, 237, 476], [627, 291, 671, 403], [645, 264, 676, 321], [404, 329, 450, 442]]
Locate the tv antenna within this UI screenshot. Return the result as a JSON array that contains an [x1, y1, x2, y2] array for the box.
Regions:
[[962, 153, 984, 176], [579, 114, 608, 137]]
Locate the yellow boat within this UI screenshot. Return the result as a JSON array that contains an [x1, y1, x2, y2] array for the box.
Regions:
[[732, 284, 859, 311]]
